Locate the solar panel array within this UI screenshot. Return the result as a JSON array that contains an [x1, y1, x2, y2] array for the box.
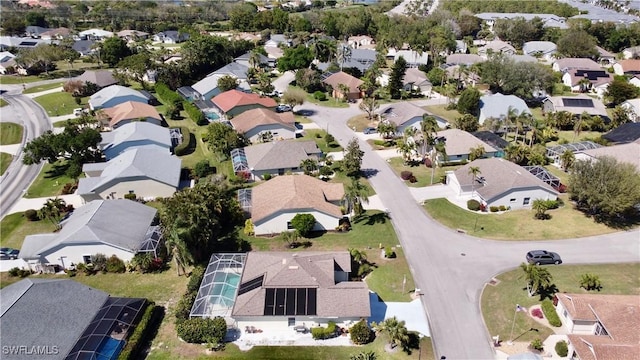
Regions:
[[574, 70, 608, 80], [237, 275, 263, 296], [263, 288, 317, 316], [562, 98, 594, 108]]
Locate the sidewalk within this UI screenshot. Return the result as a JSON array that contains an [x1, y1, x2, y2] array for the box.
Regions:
[[0, 144, 20, 156], [23, 86, 64, 99]]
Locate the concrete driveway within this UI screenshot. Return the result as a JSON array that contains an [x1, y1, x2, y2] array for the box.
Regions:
[[272, 71, 295, 94], [409, 184, 455, 203]]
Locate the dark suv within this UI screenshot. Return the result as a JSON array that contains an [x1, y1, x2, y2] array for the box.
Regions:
[[526, 250, 562, 265]]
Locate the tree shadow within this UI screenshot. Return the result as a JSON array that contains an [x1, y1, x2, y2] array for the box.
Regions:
[[361, 168, 379, 178], [353, 212, 389, 225], [303, 230, 327, 239], [538, 284, 558, 301], [139, 305, 166, 359], [402, 331, 422, 354], [45, 162, 69, 178]]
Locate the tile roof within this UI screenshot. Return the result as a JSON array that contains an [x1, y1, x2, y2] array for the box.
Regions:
[[251, 174, 344, 224], [322, 71, 364, 93], [616, 59, 640, 72], [101, 101, 162, 128], [244, 140, 321, 172], [75, 70, 118, 88], [232, 251, 370, 318], [379, 102, 427, 126], [229, 108, 295, 134], [543, 95, 608, 117], [436, 128, 497, 157], [564, 69, 612, 87], [212, 89, 277, 113]]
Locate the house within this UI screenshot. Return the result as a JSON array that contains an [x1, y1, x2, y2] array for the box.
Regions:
[[434, 129, 499, 164], [212, 89, 277, 117], [265, 34, 290, 48], [455, 40, 468, 54], [602, 122, 640, 144], [100, 122, 173, 160], [474, 13, 567, 30], [18, 0, 55, 9], [379, 102, 447, 135], [79, 29, 114, 40], [322, 71, 364, 100], [249, 175, 345, 235], [152, 30, 189, 44], [445, 54, 484, 66], [477, 40, 516, 59], [230, 108, 296, 143], [546, 141, 602, 167], [620, 98, 640, 121], [117, 29, 149, 41], [89, 85, 151, 110], [318, 48, 377, 74], [561, 69, 612, 96], [234, 51, 274, 69], [631, 75, 640, 88], [0, 51, 16, 74], [238, 140, 322, 180], [75, 69, 118, 89], [542, 95, 609, 120], [0, 36, 50, 50], [596, 46, 616, 66], [622, 45, 640, 59], [403, 67, 432, 94], [523, 41, 557, 61], [19, 199, 161, 269], [72, 39, 95, 56], [478, 93, 531, 125], [25, 25, 51, 38], [446, 158, 558, 209], [77, 148, 181, 202], [613, 59, 640, 76], [1, 279, 147, 360], [99, 101, 162, 129], [575, 141, 640, 172], [554, 293, 640, 360], [552, 58, 601, 73], [191, 63, 251, 100], [393, 50, 429, 68], [39, 27, 72, 40], [348, 35, 376, 49]]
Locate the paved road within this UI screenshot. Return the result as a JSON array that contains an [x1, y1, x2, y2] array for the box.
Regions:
[[299, 101, 640, 359]]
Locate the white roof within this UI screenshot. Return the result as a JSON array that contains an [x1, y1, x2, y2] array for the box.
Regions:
[[79, 29, 114, 37], [89, 85, 147, 109], [479, 93, 531, 123]]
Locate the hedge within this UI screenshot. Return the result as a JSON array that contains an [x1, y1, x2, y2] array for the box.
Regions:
[[467, 199, 481, 211], [541, 299, 562, 327], [176, 317, 227, 344], [155, 83, 183, 109], [555, 340, 568, 357], [173, 127, 191, 156], [311, 321, 337, 340], [183, 101, 207, 125], [117, 302, 164, 360], [350, 320, 374, 345]]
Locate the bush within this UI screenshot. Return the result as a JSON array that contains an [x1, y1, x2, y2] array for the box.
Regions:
[[541, 299, 562, 327], [544, 199, 560, 210], [173, 127, 191, 156], [530, 338, 544, 352], [118, 302, 164, 360], [400, 171, 413, 180], [184, 101, 207, 125], [24, 209, 39, 221], [579, 273, 602, 291], [489, 206, 499, 212], [384, 247, 396, 258], [8, 267, 31, 278], [408, 175, 417, 183], [313, 91, 327, 101], [92, 253, 108, 273], [175, 292, 197, 321], [187, 266, 205, 293], [106, 255, 126, 273], [499, 205, 507, 211], [243, 219, 255, 236], [155, 83, 183, 109], [291, 213, 316, 237], [319, 166, 334, 176], [531, 308, 544, 319], [176, 317, 227, 344], [555, 340, 568, 357], [350, 320, 374, 345], [61, 181, 78, 195], [262, 173, 272, 180], [124, 193, 137, 200], [311, 321, 337, 340], [324, 133, 335, 144], [194, 160, 214, 178], [467, 199, 481, 211]]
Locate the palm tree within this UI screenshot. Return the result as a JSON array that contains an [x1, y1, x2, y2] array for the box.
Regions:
[[377, 121, 397, 139], [338, 83, 351, 102], [573, 112, 589, 142], [280, 231, 299, 248], [374, 317, 410, 349], [430, 141, 448, 185], [336, 44, 352, 70], [396, 138, 417, 164], [468, 166, 481, 198], [532, 199, 550, 219], [519, 262, 553, 297], [560, 150, 575, 171], [468, 145, 485, 161], [248, 49, 262, 70], [349, 248, 368, 265], [165, 228, 193, 276], [300, 158, 318, 175], [505, 106, 520, 142], [359, 97, 379, 120], [38, 198, 67, 230], [344, 178, 370, 216]]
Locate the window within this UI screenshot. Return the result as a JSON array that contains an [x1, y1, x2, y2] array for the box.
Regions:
[[278, 168, 285, 175], [563, 309, 568, 318], [287, 221, 293, 230], [288, 317, 295, 326], [129, 190, 135, 194], [510, 198, 516, 203], [83, 255, 92, 264], [523, 197, 531, 205]]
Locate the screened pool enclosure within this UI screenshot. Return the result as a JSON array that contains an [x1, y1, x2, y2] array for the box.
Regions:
[[190, 253, 247, 319]]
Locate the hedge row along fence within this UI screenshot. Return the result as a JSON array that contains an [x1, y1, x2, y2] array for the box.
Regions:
[[541, 299, 562, 327], [173, 126, 191, 156], [117, 301, 165, 360], [155, 82, 206, 125]]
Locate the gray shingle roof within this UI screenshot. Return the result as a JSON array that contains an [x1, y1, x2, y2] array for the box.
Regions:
[[89, 85, 148, 109], [479, 93, 531, 123], [100, 122, 172, 160], [379, 102, 427, 126], [19, 200, 157, 259], [244, 140, 321, 171], [523, 41, 557, 56], [436, 129, 497, 156]]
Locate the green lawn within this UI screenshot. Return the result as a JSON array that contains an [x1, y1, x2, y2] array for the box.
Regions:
[[482, 263, 640, 344], [0, 75, 43, 84], [26, 161, 79, 198], [290, 86, 349, 109], [347, 114, 376, 132], [33, 92, 88, 116], [0, 152, 13, 176], [423, 104, 462, 123], [0, 122, 23, 145], [388, 157, 460, 187], [164, 111, 219, 171], [298, 128, 343, 153], [547, 130, 605, 146], [424, 196, 621, 240], [0, 98, 8, 107], [0, 212, 56, 250], [22, 81, 65, 94]]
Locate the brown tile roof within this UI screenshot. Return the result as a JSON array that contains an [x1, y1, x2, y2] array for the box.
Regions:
[[566, 70, 612, 87], [322, 71, 364, 93], [251, 174, 344, 224], [617, 59, 640, 72], [232, 251, 370, 318], [101, 101, 162, 128], [436, 129, 497, 157], [212, 89, 277, 113], [229, 108, 295, 134]]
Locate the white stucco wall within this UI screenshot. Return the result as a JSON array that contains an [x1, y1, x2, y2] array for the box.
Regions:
[[245, 124, 296, 143], [31, 243, 135, 270], [254, 209, 342, 236], [487, 187, 557, 209], [94, 179, 176, 201], [235, 316, 361, 331]]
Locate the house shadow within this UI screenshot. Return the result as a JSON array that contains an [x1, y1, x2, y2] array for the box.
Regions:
[[367, 292, 387, 326]]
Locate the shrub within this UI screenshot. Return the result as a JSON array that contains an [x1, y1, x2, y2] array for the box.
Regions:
[[311, 321, 337, 340], [400, 171, 413, 180], [324, 133, 335, 143], [187, 266, 206, 293], [541, 299, 562, 327], [176, 317, 227, 344], [319, 166, 334, 176], [544, 199, 560, 210], [173, 127, 191, 156], [92, 253, 108, 273], [555, 340, 568, 357], [291, 213, 316, 237], [579, 273, 602, 291], [409, 175, 417, 183], [155, 83, 183, 109], [499, 205, 507, 211], [117, 302, 164, 360], [66, 269, 77, 277], [373, 140, 386, 146], [106, 255, 126, 273], [531, 308, 544, 319], [313, 91, 327, 101], [194, 160, 214, 178], [467, 199, 481, 211], [263, 173, 272, 180], [62, 181, 78, 195], [350, 320, 374, 345], [175, 292, 197, 321], [489, 206, 499, 212], [24, 209, 39, 221], [183, 101, 207, 125], [243, 219, 255, 236], [530, 338, 544, 352], [124, 193, 137, 200], [384, 247, 396, 258], [8, 267, 30, 277]]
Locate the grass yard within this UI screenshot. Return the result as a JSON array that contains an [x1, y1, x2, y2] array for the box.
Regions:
[[482, 263, 640, 344], [0, 122, 23, 145], [0, 212, 56, 250], [388, 157, 460, 187], [424, 196, 620, 240], [0, 98, 8, 107], [26, 161, 79, 198], [347, 114, 377, 132], [298, 128, 343, 153], [0, 152, 13, 176], [547, 130, 605, 146], [290, 86, 349, 109], [423, 104, 462, 123], [33, 92, 88, 116], [22, 81, 64, 94], [295, 114, 312, 124], [0, 75, 42, 84]]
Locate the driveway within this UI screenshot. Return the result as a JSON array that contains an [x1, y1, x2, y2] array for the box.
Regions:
[[409, 184, 455, 203], [272, 71, 295, 94]]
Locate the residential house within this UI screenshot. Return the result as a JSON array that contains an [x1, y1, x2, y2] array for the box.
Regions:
[[434, 129, 499, 164], [379, 102, 447, 136], [39, 27, 72, 41], [117, 29, 149, 41], [445, 54, 484, 67], [230, 251, 370, 330], [18, 0, 55, 8], [477, 40, 516, 59], [98, 101, 162, 129], [554, 293, 640, 360], [19, 199, 161, 269], [613, 59, 640, 76], [318, 48, 377, 74], [230, 108, 296, 143], [571, 11, 639, 25], [79, 29, 114, 40], [631, 75, 640, 88], [393, 50, 429, 68], [24, 25, 51, 38], [100, 122, 173, 160], [455, 40, 468, 54], [403, 67, 432, 94], [249, 175, 345, 235], [596, 46, 616, 66], [265, 34, 290, 48], [445, 65, 481, 88], [1, 279, 147, 359], [0, 51, 16, 74], [523, 41, 557, 61], [561, 69, 612, 97], [478, 93, 531, 125], [552, 58, 601, 73], [193, 99, 221, 122], [152, 30, 189, 44], [72, 39, 95, 56], [89, 85, 151, 110], [542, 95, 609, 120], [77, 148, 181, 202], [474, 13, 567, 30], [620, 98, 640, 121], [238, 140, 322, 180], [212, 89, 277, 117], [75, 69, 118, 89], [446, 158, 558, 209], [348, 35, 376, 49], [234, 51, 275, 69], [0, 36, 50, 50], [575, 140, 640, 172], [192, 62, 251, 100], [602, 122, 640, 144], [322, 71, 363, 100], [622, 45, 640, 59]]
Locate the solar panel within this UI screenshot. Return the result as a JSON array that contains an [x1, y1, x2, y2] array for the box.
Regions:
[[307, 288, 317, 315], [237, 275, 263, 295], [285, 289, 296, 316], [275, 288, 286, 315], [296, 288, 307, 315], [264, 288, 275, 315], [263, 288, 317, 316], [562, 98, 594, 108]]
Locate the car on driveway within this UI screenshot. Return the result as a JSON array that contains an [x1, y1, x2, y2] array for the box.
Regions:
[[526, 250, 562, 265], [275, 104, 292, 113], [0, 248, 19, 260], [363, 127, 377, 134]]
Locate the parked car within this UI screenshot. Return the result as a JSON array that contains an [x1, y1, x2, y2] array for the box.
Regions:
[[363, 127, 377, 134], [526, 250, 562, 265], [276, 104, 292, 113], [0, 247, 19, 260]]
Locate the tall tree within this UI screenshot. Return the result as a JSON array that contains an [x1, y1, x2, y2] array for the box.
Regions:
[[99, 37, 132, 67], [519, 263, 553, 297], [373, 317, 410, 349], [205, 122, 248, 159], [605, 78, 640, 106], [559, 150, 575, 171], [343, 138, 365, 177], [38, 198, 66, 230], [359, 97, 379, 120], [277, 45, 313, 73], [117, 53, 153, 90], [557, 29, 598, 58], [181, 35, 234, 80], [165, 228, 193, 276], [468, 145, 485, 161], [336, 44, 352, 70], [468, 166, 481, 197], [388, 56, 407, 100], [453, 114, 479, 132], [281, 88, 306, 111], [457, 87, 481, 116], [344, 178, 370, 216], [217, 75, 239, 93]]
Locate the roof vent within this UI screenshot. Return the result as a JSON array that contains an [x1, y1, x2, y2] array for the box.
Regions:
[[282, 258, 286, 265], [288, 266, 298, 270]]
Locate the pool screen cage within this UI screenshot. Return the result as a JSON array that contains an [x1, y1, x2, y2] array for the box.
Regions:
[[524, 165, 561, 190], [231, 148, 249, 173], [190, 253, 247, 319], [138, 225, 163, 258], [238, 188, 252, 214], [546, 141, 601, 159]]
